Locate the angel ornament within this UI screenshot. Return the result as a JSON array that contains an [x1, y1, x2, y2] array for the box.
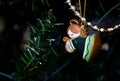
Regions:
[[63, 19, 101, 62], [63, 0, 120, 62]]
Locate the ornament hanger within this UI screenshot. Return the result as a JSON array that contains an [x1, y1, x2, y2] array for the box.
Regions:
[[65, 0, 120, 32]]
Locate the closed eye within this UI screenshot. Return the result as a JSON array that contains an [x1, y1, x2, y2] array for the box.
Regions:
[[68, 34, 73, 36], [71, 34, 74, 36]]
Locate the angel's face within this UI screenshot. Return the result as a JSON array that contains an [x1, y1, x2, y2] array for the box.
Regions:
[[67, 24, 81, 39], [67, 29, 80, 39]]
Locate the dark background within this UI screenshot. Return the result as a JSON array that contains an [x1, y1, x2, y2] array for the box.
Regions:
[[0, 0, 120, 81]]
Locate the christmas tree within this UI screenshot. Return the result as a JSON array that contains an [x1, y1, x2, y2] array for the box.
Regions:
[[0, 0, 120, 81]]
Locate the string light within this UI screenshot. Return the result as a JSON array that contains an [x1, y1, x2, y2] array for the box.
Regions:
[[66, 0, 120, 32]]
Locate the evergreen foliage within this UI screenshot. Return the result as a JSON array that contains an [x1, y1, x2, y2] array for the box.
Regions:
[[0, 0, 120, 81]]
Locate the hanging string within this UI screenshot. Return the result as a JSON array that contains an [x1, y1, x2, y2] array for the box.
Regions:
[[78, 0, 82, 17], [83, 0, 86, 18], [78, 0, 86, 25], [82, 0, 87, 26], [66, 0, 120, 32]]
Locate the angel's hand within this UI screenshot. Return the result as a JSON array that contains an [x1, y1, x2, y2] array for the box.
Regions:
[[63, 37, 70, 42]]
